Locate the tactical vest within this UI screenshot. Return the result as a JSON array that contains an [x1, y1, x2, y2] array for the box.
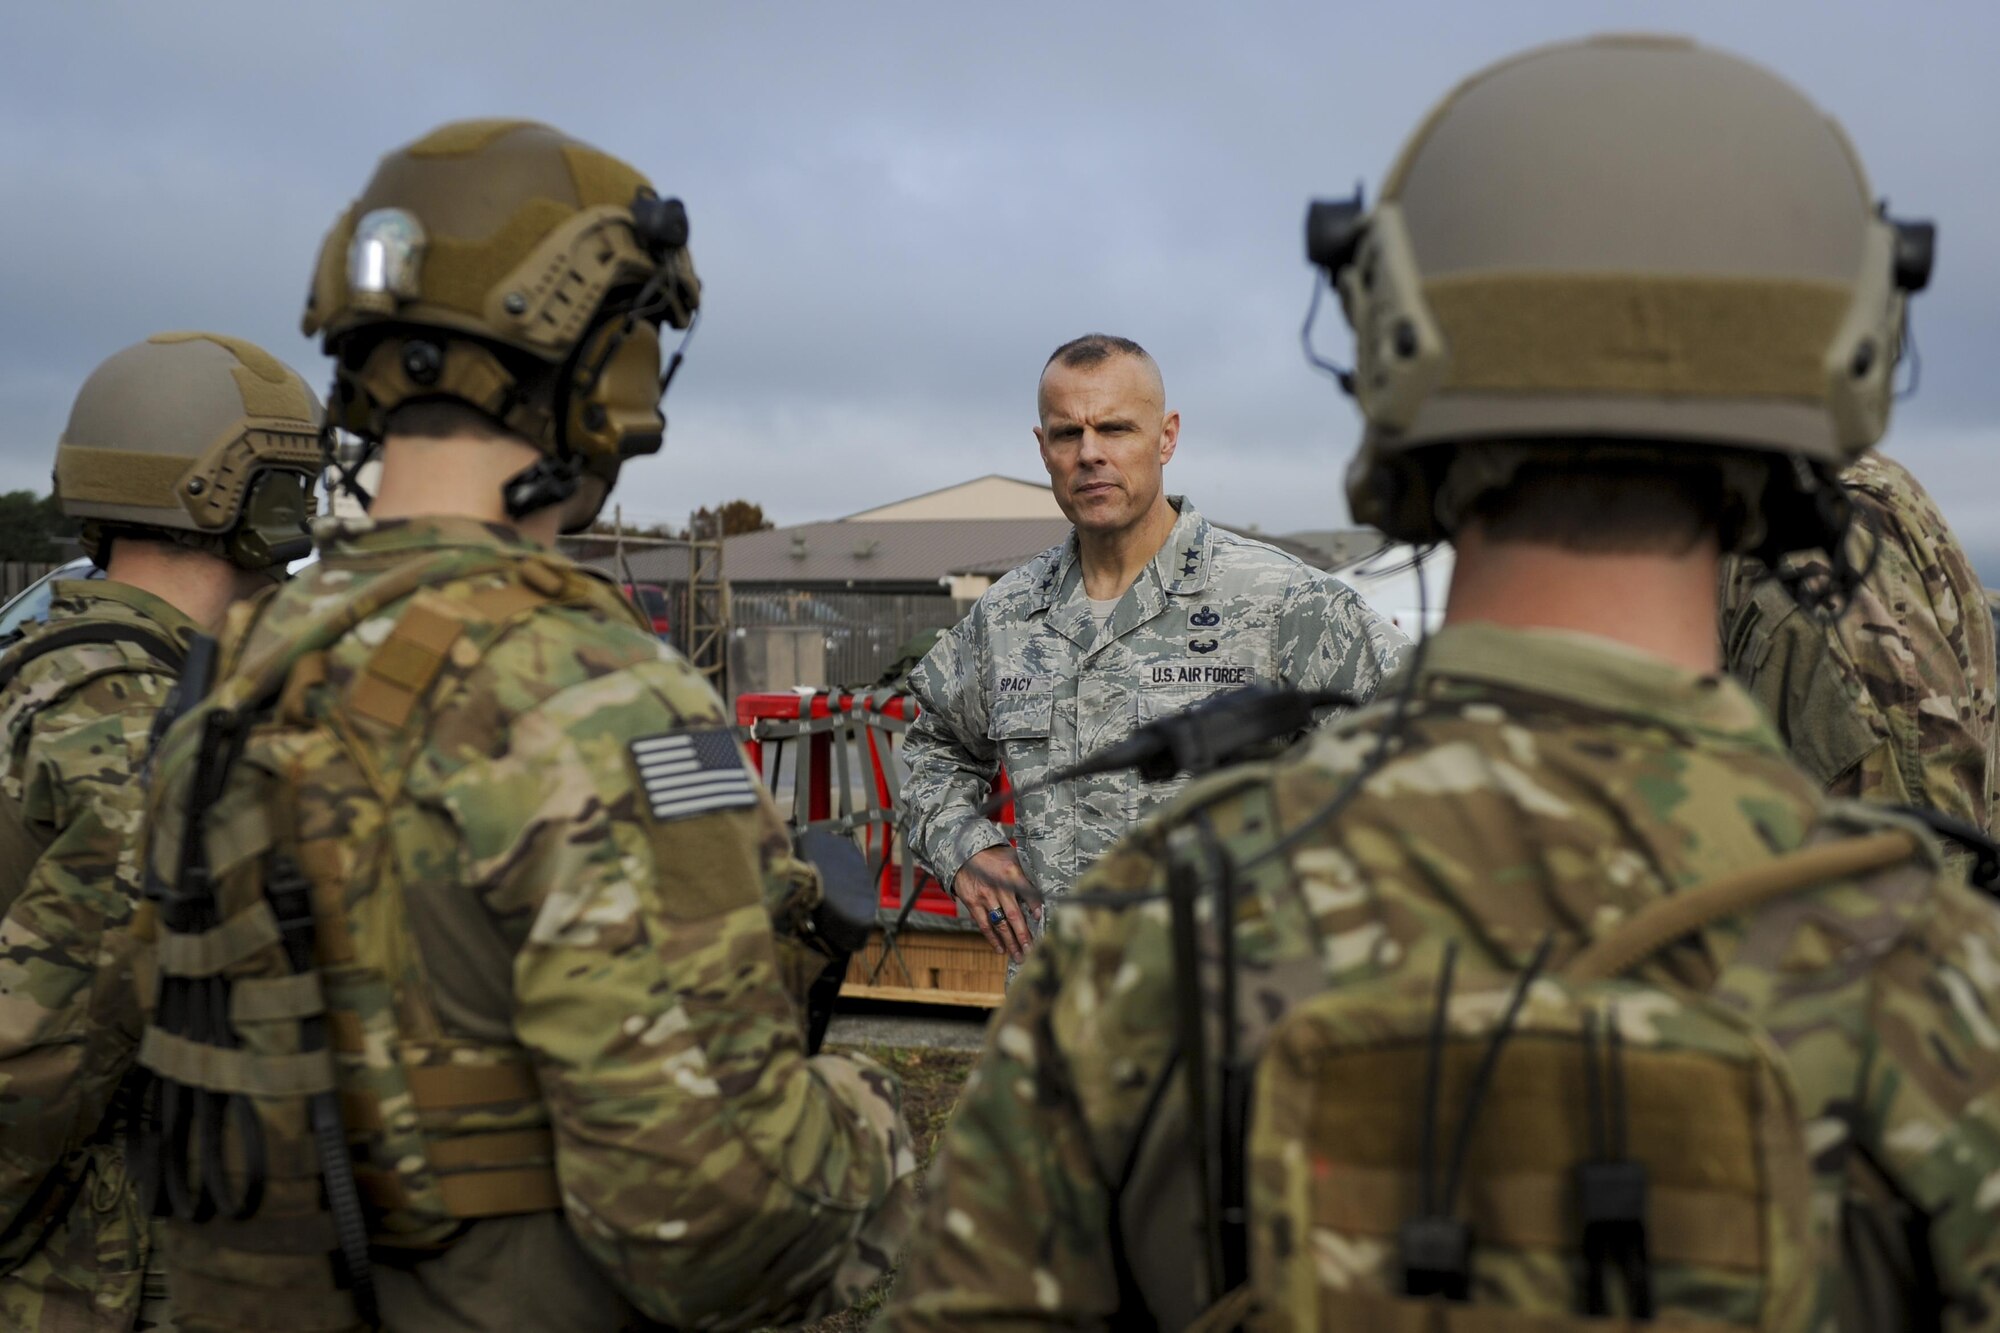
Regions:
[[133, 547, 649, 1333], [1115, 781, 1935, 1333], [0, 618, 186, 919]]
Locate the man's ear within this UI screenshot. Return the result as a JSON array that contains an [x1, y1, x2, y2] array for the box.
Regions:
[[1034, 425, 1051, 471], [1158, 410, 1180, 466]]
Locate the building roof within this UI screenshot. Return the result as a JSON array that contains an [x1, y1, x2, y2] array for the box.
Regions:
[[725, 517, 1074, 587], [1282, 528, 1398, 571], [840, 474, 1063, 522]]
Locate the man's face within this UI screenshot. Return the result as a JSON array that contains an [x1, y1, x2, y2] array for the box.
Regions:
[[1035, 355, 1179, 537]]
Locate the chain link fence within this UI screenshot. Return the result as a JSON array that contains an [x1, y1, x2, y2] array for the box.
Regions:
[[730, 589, 964, 692]]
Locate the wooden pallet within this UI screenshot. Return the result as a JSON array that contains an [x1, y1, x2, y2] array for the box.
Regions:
[[844, 928, 1005, 1009]]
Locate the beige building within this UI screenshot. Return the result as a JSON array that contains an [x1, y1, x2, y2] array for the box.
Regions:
[[842, 475, 1064, 523]]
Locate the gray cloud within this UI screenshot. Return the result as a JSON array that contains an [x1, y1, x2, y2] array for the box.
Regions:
[[1, 0, 1994, 540]]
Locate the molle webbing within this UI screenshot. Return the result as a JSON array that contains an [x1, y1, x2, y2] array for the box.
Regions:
[[1564, 829, 1919, 982], [344, 1061, 560, 1220], [1425, 273, 1852, 400], [347, 600, 463, 731]]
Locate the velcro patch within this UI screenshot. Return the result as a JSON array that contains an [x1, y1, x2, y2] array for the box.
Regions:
[[630, 729, 758, 822]]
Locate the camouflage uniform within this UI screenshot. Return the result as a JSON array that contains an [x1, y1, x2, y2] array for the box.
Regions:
[[1723, 450, 2000, 840], [0, 582, 198, 1331], [144, 517, 916, 1330], [879, 623, 2000, 1328], [902, 497, 1405, 915]]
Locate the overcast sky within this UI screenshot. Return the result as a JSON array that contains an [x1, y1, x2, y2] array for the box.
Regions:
[[3, 2, 1995, 561]]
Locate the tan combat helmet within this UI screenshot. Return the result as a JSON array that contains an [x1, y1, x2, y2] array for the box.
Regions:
[[54, 332, 323, 572], [1306, 34, 1935, 557], [303, 119, 700, 530]]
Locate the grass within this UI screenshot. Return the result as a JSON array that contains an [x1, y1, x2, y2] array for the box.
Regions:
[[799, 1041, 979, 1332]]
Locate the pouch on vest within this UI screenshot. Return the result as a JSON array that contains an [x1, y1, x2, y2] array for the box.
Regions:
[[1194, 829, 1918, 1333], [134, 550, 646, 1333]]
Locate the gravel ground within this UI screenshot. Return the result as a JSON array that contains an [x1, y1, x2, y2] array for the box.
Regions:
[[824, 999, 993, 1051]]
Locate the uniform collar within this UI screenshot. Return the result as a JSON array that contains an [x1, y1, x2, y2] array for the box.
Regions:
[[1417, 621, 1781, 748], [1032, 498, 1211, 654], [49, 579, 202, 646], [312, 514, 546, 562], [1031, 496, 1211, 613]]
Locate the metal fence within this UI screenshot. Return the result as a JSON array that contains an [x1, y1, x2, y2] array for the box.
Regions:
[[1, 562, 60, 602], [731, 589, 964, 690]]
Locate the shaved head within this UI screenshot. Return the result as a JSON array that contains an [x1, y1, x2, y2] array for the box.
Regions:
[[1039, 333, 1164, 417]]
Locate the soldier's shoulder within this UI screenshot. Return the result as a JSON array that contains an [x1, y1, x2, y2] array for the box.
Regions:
[[1205, 525, 1312, 577], [475, 598, 724, 724], [0, 612, 177, 731]]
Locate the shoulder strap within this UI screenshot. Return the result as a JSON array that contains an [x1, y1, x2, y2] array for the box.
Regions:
[[1563, 829, 1919, 983], [0, 620, 185, 694]]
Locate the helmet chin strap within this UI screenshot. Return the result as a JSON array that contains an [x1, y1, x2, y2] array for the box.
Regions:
[[501, 453, 583, 522]]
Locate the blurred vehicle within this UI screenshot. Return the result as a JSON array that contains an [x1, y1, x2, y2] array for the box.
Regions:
[[0, 557, 99, 640], [622, 582, 673, 638], [1334, 543, 1453, 637]]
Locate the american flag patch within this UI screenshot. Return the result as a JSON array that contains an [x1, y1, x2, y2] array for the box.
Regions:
[[630, 729, 759, 822]]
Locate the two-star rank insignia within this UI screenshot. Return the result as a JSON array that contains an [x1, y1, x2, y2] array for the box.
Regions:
[[1180, 545, 1201, 577]]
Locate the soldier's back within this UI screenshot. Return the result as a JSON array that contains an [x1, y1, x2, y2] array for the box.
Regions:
[[886, 622, 2000, 1328]]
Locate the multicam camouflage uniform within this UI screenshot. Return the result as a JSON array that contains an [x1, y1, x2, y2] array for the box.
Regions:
[[879, 624, 2000, 1328], [902, 498, 1404, 919], [1722, 450, 2000, 840], [145, 517, 916, 1330], [0, 582, 197, 1332]]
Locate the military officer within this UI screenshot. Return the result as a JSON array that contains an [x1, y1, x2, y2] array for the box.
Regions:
[[902, 334, 1404, 962], [1721, 449, 1999, 867], [0, 333, 322, 1331], [132, 121, 915, 1331], [881, 36, 2000, 1329]]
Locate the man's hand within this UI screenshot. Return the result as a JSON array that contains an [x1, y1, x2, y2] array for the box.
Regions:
[[953, 846, 1039, 963]]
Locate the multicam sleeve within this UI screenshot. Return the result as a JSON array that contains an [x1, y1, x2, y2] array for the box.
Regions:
[[901, 616, 1010, 893], [0, 699, 152, 1238], [1836, 465, 2000, 831], [1853, 875, 2000, 1328], [1276, 567, 1409, 724], [875, 923, 1132, 1330], [452, 658, 918, 1331]]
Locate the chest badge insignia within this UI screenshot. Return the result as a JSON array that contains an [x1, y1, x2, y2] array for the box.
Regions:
[[1189, 606, 1220, 628], [1189, 638, 1219, 654]]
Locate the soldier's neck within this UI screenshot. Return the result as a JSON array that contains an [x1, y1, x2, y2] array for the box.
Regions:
[[103, 539, 263, 634], [1444, 525, 1722, 673], [370, 433, 563, 547], [1075, 496, 1178, 601]]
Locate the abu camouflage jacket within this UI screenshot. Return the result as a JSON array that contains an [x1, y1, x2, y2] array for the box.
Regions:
[[902, 498, 1405, 911], [0, 580, 197, 1332], [1723, 450, 2000, 842], [880, 623, 2000, 1330]]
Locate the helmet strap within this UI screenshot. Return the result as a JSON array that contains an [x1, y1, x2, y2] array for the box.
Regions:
[[318, 405, 375, 511], [501, 454, 583, 522]]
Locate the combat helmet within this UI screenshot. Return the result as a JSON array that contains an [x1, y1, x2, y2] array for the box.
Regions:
[[54, 332, 323, 572], [303, 119, 700, 530], [1305, 34, 1935, 558]]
